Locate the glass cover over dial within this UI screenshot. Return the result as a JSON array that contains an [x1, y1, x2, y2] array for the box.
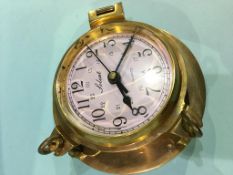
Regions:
[[67, 33, 173, 136]]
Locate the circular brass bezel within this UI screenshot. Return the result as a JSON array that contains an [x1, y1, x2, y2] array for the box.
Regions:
[[53, 21, 182, 152]]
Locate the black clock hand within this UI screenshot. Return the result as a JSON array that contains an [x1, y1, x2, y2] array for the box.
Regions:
[[86, 45, 111, 73], [116, 81, 132, 110], [87, 45, 130, 95], [115, 34, 135, 72], [87, 44, 132, 109], [108, 71, 132, 110], [116, 79, 128, 93], [113, 34, 135, 109]]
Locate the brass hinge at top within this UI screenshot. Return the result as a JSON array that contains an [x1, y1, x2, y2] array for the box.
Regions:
[[88, 2, 125, 29]]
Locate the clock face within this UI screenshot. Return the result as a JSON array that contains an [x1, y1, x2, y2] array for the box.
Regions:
[[66, 33, 173, 136]]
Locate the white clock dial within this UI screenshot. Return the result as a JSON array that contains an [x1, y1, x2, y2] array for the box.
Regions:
[[67, 33, 173, 136]]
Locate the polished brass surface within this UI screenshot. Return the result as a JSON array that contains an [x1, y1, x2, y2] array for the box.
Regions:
[[53, 22, 179, 152], [88, 2, 125, 29], [38, 128, 73, 156], [39, 2, 206, 174]]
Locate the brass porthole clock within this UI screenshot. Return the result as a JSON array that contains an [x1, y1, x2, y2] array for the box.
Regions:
[[39, 2, 206, 174]]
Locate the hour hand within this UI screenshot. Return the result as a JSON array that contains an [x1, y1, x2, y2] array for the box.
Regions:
[[116, 82, 132, 110], [122, 94, 133, 110], [108, 71, 132, 110], [108, 71, 128, 92]]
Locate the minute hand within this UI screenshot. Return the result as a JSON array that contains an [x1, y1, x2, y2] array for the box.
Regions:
[[115, 34, 135, 72], [86, 45, 111, 73]]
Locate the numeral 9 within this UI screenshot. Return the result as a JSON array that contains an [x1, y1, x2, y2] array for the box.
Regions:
[[113, 117, 127, 127], [138, 49, 152, 57]]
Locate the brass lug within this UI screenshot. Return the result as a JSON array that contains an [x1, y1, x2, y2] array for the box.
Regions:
[[38, 128, 73, 156], [181, 104, 203, 137], [88, 2, 125, 29]]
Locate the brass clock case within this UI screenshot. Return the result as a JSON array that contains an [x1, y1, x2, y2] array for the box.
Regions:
[[39, 3, 205, 174]]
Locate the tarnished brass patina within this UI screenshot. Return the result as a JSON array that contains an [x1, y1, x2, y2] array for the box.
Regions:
[[38, 2, 206, 174]]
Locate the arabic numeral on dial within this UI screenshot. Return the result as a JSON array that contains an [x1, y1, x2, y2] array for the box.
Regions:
[[113, 117, 127, 127], [86, 49, 98, 58], [132, 106, 147, 116], [103, 39, 116, 48], [92, 108, 106, 122], [77, 99, 90, 109], [86, 51, 92, 58], [137, 49, 152, 58], [143, 49, 152, 56], [134, 49, 152, 61], [137, 52, 142, 57], [71, 81, 84, 93]]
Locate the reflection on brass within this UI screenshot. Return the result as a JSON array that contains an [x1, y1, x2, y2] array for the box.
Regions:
[[38, 2, 206, 174]]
